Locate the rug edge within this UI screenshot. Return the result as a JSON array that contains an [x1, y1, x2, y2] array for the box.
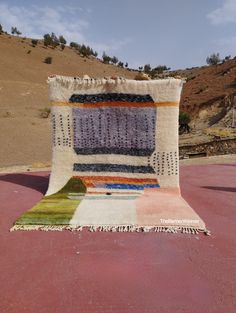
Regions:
[[10, 224, 211, 235]]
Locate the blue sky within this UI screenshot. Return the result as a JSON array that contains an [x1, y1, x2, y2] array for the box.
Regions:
[[0, 0, 235, 69]]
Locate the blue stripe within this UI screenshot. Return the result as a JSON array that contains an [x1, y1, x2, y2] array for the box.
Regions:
[[74, 147, 154, 156], [73, 163, 155, 174], [103, 184, 160, 190]]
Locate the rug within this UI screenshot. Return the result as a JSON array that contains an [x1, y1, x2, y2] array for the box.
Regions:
[[11, 76, 208, 234]]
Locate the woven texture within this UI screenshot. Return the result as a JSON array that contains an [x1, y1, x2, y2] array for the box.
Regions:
[[12, 76, 207, 234]]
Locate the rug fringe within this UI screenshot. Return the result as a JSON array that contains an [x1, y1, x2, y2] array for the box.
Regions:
[[48, 75, 127, 89], [10, 224, 210, 235]]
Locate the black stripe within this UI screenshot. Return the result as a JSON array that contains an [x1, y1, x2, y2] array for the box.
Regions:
[[69, 93, 154, 103], [73, 163, 155, 174], [74, 147, 154, 156]]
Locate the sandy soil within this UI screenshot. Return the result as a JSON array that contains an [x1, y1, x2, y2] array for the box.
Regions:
[[0, 34, 136, 167]]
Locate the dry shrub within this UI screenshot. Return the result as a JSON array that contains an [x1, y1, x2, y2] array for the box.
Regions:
[[205, 127, 232, 138], [134, 72, 150, 80], [39, 107, 51, 118]]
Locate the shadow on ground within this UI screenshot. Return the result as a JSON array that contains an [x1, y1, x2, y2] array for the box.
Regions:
[[202, 186, 236, 193], [0, 173, 49, 194]]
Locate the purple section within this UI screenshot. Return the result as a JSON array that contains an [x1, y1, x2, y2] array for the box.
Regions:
[[72, 107, 156, 155]]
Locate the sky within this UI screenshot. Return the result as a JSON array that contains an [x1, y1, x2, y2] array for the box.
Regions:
[[0, 0, 236, 70]]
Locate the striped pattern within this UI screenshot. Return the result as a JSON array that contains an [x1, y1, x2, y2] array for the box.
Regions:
[[51, 101, 179, 108], [13, 77, 208, 235], [96, 184, 160, 190], [77, 176, 160, 191], [73, 163, 156, 174], [73, 147, 155, 156], [75, 176, 159, 184], [69, 93, 154, 103]]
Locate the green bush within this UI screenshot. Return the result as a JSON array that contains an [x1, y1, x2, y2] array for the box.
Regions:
[[43, 33, 59, 48], [69, 42, 97, 57], [153, 65, 170, 74], [111, 56, 118, 64], [11, 26, 21, 35], [186, 74, 196, 82], [59, 35, 66, 45], [179, 111, 191, 125], [206, 53, 221, 65], [31, 39, 38, 47], [102, 52, 111, 64], [144, 64, 151, 74], [44, 34, 52, 47], [70, 41, 79, 49], [179, 111, 191, 133], [142, 64, 170, 78], [44, 56, 52, 64]]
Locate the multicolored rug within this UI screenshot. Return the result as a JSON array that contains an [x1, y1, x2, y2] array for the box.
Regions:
[[12, 76, 208, 234]]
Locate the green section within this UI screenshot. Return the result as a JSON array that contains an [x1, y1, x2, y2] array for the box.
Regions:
[[16, 198, 80, 225], [46, 177, 86, 200], [16, 177, 86, 225]]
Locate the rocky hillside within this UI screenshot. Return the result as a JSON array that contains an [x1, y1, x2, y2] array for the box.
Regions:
[[179, 60, 236, 129]]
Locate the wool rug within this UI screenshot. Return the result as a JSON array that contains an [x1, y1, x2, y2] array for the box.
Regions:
[[11, 76, 208, 234]]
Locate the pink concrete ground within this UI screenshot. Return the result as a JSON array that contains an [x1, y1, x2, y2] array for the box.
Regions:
[[0, 164, 236, 313]]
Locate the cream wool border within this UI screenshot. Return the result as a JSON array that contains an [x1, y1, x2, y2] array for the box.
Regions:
[[51, 101, 179, 107], [155, 106, 179, 187], [48, 76, 183, 103]]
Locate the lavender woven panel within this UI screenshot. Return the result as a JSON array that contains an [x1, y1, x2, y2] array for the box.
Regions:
[[72, 106, 156, 156]]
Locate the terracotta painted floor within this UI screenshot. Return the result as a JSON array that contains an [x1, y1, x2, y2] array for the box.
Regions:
[[0, 165, 236, 313]]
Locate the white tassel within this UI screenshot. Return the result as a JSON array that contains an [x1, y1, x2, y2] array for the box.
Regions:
[[48, 75, 127, 90], [10, 224, 210, 235]]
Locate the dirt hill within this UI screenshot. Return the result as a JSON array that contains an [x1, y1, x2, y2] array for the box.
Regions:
[[179, 61, 236, 129], [0, 33, 235, 167], [0, 34, 136, 167]]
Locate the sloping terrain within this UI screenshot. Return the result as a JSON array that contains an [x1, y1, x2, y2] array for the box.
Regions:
[[0, 34, 136, 166], [179, 60, 236, 129], [0, 33, 235, 166]]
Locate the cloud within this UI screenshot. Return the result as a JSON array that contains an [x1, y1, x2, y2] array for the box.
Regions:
[[216, 36, 236, 46], [0, 3, 89, 42], [91, 38, 133, 56], [0, 2, 130, 55], [207, 0, 236, 25], [214, 36, 236, 56]]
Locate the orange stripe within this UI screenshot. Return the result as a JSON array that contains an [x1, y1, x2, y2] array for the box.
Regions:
[[156, 101, 179, 107], [74, 176, 159, 184], [51, 101, 179, 107], [86, 189, 140, 196], [84, 182, 95, 188]]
